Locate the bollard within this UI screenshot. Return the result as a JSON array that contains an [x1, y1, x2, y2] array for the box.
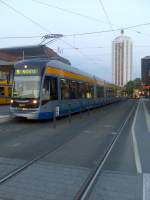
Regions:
[[68, 104, 71, 123], [87, 102, 90, 115], [79, 104, 82, 118], [53, 108, 56, 128]]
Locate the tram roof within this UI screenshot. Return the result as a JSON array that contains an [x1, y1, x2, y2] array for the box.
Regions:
[[15, 58, 106, 85]]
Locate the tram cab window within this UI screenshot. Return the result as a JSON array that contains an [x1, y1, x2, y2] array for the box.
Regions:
[[0, 87, 5, 96], [42, 76, 58, 100]]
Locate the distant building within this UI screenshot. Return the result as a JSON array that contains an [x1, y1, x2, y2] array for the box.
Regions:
[[141, 56, 150, 86], [112, 30, 132, 86]]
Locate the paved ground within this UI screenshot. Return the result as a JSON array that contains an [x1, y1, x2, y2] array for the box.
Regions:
[[103, 105, 137, 174], [134, 98, 150, 173], [87, 171, 142, 200], [0, 100, 134, 168], [0, 105, 10, 116], [0, 100, 138, 200], [87, 101, 142, 200], [87, 98, 150, 200], [1, 99, 150, 199]]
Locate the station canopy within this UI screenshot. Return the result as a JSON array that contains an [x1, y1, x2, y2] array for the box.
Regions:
[[0, 45, 71, 65]]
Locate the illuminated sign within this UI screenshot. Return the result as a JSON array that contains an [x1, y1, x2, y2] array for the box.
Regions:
[[15, 69, 38, 75]]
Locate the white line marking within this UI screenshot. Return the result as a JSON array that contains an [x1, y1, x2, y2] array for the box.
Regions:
[[80, 105, 136, 200], [8, 143, 21, 148], [143, 173, 150, 200], [131, 100, 142, 174], [0, 115, 10, 118], [143, 174, 146, 200], [0, 115, 10, 123], [142, 99, 150, 133]]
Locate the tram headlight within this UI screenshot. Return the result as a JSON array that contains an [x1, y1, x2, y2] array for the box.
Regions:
[[10, 99, 14, 104], [33, 100, 38, 104]]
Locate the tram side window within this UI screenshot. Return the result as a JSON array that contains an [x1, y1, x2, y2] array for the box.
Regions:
[[97, 86, 104, 98], [85, 83, 94, 99], [89, 85, 94, 98], [105, 88, 113, 97], [42, 77, 58, 100], [50, 77, 58, 100], [8, 87, 12, 97], [78, 82, 85, 99], [61, 79, 70, 99], [0, 87, 4, 96], [69, 80, 78, 99]]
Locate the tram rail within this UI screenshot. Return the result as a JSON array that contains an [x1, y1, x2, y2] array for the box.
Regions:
[[73, 103, 137, 200], [0, 101, 137, 200]]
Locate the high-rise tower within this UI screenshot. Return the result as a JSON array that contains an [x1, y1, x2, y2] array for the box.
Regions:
[[112, 30, 132, 86]]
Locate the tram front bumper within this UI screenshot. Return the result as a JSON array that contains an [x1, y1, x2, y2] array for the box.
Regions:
[[10, 107, 40, 119]]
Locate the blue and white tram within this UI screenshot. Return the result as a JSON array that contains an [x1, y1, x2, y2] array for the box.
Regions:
[[10, 58, 120, 120]]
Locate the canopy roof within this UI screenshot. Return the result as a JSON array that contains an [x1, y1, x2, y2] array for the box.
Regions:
[[0, 45, 71, 65]]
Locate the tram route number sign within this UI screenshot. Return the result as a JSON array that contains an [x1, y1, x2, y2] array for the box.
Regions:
[[55, 106, 60, 117], [15, 69, 38, 75]]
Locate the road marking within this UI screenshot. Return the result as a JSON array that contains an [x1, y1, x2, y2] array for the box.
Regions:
[[143, 173, 150, 200], [8, 143, 21, 148], [0, 115, 10, 123], [111, 131, 117, 135], [0, 115, 10, 118], [131, 100, 142, 174], [79, 104, 136, 200], [142, 99, 150, 133]]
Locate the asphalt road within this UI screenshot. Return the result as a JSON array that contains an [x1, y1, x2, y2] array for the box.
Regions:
[[0, 100, 135, 180]]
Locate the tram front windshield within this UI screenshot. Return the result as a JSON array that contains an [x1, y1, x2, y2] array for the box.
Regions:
[[13, 76, 41, 99]]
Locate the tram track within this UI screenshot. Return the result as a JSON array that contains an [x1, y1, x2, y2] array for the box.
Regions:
[[73, 103, 137, 200], [0, 100, 126, 137], [0, 100, 136, 196]]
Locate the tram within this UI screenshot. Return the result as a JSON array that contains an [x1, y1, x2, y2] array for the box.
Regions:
[[0, 80, 12, 105], [10, 58, 121, 119]]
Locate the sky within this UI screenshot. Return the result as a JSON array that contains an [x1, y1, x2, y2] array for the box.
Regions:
[[1, 0, 150, 81]]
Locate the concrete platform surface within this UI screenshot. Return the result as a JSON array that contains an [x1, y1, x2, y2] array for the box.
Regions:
[[0, 161, 90, 200], [87, 170, 142, 200]]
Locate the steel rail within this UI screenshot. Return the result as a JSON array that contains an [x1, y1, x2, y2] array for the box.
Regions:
[[0, 100, 135, 191], [73, 102, 137, 200]]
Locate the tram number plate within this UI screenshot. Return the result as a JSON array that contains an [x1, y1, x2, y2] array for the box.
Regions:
[[19, 104, 25, 107]]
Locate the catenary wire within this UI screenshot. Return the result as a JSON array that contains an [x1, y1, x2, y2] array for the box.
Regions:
[[32, 0, 108, 24], [0, 0, 99, 64], [97, 0, 113, 29], [31, 0, 150, 38], [1, 0, 150, 64]]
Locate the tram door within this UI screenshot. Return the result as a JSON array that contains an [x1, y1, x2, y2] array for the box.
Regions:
[[42, 76, 58, 101]]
